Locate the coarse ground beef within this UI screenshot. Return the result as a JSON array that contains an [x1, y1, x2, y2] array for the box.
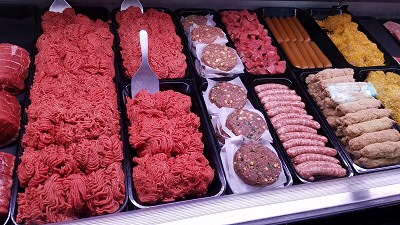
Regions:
[[116, 7, 187, 79], [17, 9, 125, 224]]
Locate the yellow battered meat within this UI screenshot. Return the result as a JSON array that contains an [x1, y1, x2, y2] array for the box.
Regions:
[[317, 14, 385, 67], [367, 71, 400, 124]]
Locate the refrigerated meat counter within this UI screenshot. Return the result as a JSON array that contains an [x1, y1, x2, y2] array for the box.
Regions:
[[0, 0, 399, 225]]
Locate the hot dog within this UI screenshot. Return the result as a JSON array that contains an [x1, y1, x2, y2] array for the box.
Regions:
[[279, 17, 297, 41], [267, 106, 307, 117], [288, 41, 308, 69], [265, 17, 283, 43], [295, 41, 315, 68], [309, 41, 332, 68], [286, 146, 337, 157], [286, 17, 304, 41], [293, 153, 340, 165], [273, 118, 321, 130], [271, 17, 290, 42], [281, 41, 301, 68], [277, 125, 317, 136], [303, 41, 324, 68], [279, 132, 328, 143], [283, 139, 325, 149], [255, 83, 289, 93], [291, 17, 310, 41]]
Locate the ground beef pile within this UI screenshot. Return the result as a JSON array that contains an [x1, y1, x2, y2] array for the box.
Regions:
[[126, 90, 214, 204], [221, 10, 286, 75], [116, 7, 187, 79], [17, 9, 125, 224]]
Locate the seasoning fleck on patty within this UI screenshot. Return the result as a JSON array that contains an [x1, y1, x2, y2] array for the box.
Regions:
[[209, 82, 247, 109], [191, 26, 225, 44], [201, 44, 238, 71], [182, 15, 208, 31], [234, 144, 282, 186], [226, 109, 267, 140]]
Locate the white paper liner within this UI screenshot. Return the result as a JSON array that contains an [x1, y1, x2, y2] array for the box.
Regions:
[[187, 23, 229, 55], [220, 136, 287, 194], [202, 77, 253, 116], [180, 14, 216, 36]]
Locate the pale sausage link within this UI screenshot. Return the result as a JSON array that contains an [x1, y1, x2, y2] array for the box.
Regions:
[[283, 138, 325, 149], [273, 118, 321, 130], [261, 94, 301, 103], [279, 132, 328, 143], [277, 125, 317, 136], [271, 113, 312, 124], [257, 89, 296, 98], [286, 146, 337, 157], [292, 153, 340, 165], [267, 106, 307, 117], [255, 83, 289, 93], [264, 101, 305, 110], [295, 161, 346, 180]]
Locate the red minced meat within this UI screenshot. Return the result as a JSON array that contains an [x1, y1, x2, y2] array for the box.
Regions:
[[17, 9, 125, 224], [221, 10, 286, 75], [116, 7, 187, 79]]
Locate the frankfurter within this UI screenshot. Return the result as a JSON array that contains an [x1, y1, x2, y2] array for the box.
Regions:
[[265, 17, 283, 43]]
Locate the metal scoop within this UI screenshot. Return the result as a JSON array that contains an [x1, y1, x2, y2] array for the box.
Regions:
[[121, 0, 143, 12], [131, 30, 159, 98], [49, 0, 71, 13]]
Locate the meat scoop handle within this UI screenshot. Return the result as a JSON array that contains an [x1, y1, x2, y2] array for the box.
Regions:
[[131, 30, 159, 98], [121, 0, 143, 12], [49, 0, 71, 13]]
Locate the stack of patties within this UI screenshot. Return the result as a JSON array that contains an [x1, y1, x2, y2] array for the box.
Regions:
[[306, 68, 400, 169]]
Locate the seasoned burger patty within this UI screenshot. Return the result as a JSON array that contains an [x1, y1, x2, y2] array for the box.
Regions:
[[226, 109, 267, 140], [201, 44, 238, 71], [234, 143, 282, 186], [182, 15, 208, 31], [191, 25, 225, 44], [209, 82, 247, 109]]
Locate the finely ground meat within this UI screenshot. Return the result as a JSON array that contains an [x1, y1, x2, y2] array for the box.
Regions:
[[126, 90, 214, 204], [17, 9, 125, 224], [117, 7, 187, 79]]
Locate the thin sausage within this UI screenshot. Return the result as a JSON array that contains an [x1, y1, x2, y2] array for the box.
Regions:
[[277, 125, 317, 136], [303, 41, 323, 68], [267, 106, 307, 117], [265, 17, 283, 43], [257, 89, 296, 98], [295, 41, 315, 68], [281, 41, 301, 68], [271, 17, 290, 42], [286, 17, 304, 41], [288, 41, 308, 69], [292, 17, 310, 41], [286, 146, 337, 157], [273, 118, 321, 130], [293, 153, 340, 165], [295, 161, 346, 181], [279, 17, 297, 41], [255, 83, 289, 93], [271, 113, 313, 124], [283, 139, 325, 149], [279, 132, 328, 143], [261, 94, 301, 103], [309, 41, 332, 68], [264, 101, 305, 110]]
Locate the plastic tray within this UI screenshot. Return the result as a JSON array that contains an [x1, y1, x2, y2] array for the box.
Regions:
[[199, 76, 293, 192], [295, 69, 400, 174], [111, 7, 196, 85], [121, 80, 226, 208], [256, 7, 349, 71], [308, 8, 399, 68], [357, 16, 400, 57], [243, 74, 354, 184], [217, 9, 288, 76], [0, 5, 38, 225], [10, 6, 129, 225]]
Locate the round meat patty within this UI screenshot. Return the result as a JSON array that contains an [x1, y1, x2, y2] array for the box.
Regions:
[[201, 44, 238, 71], [191, 26, 225, 44], [209, 82, 247, 109], [234, 144, 282, 186], [182, 15, 208, 31], [226, 109, 267, 140]]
